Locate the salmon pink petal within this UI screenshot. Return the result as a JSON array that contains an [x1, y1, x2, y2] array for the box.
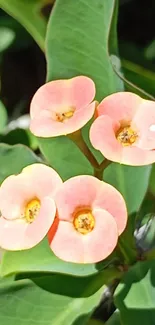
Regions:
[[90, 115, 123, 162], [0, 164, 62, 220], [69, 75, 95, 109], [30, 102, 96, 137], [121, 146, 155, 166], [0, 173, 34, 220], [94, 183, 127, 235], [0, 217, 28, 250], [97, 92, 142, 122], [53, 175, 103, 222], [23, 197, 56, 249], [49, 209, 118, 263], [30, 76, 95, 119], [49, 221, 84, 263], [30, 80, 64, 118], [0, 197, 56, 250], [132, 100, 155, 150], [82, 208, 118, 263], [22, 163, 63, 198]]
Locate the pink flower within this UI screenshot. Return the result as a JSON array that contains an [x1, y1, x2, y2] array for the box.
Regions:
[[90, 92, 155, 166], [48, 175, 127, 263], [0, 164, 62, 250], [30, 76, 96, 137]]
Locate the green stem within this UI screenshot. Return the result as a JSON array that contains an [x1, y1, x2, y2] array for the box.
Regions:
[[68, 131, 112, 180], [94, 168, 103, 180], [117, 237, 136, 265], [117, 241, 130, 264], [99, 158, 112, 171], [94, 159, 112, 180], [68, 130, 100, 169]]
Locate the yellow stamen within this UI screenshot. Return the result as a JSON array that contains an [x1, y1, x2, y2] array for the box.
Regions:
[[116, 126, 138, 146], [25, 199, 40, 223], [73, 209, 95, 235], [63, 111, 74, 118], [55, 107, 75, 122]]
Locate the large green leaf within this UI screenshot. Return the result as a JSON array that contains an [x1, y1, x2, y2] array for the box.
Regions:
[[46, 0, 123, 100], [104, 163, 151, 215], [0, 273, 106, 325], [0, 238, 120, 278], [114, 260, 155, 325], [0, 0, 47, 50], [39, 137, 93, 180], [0, 143, 39, 183]]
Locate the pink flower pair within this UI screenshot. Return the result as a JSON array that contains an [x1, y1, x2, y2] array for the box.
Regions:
[[0, 164, 127, 263], [30, 76, 155, 166]]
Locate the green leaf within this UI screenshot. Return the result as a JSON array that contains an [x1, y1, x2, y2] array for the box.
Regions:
[[0, 129, 38, 150], [104, 163, 151, 214], [0, 0, 47, 50], [0, 143, 39, 183], [0, 129, 31, 147], [46, 0, 123, 100], [0, 16, 32, 50], [116, 217, 137, 265], [88, 320, 104, 325], [114, 260, 155, 325], [145, 40, 155, 61], [148, 165, 155, 195], [39, 137, 93, 180], [0, 248, 3, 264], [0, 238, 120, 278], [0, 101, 7, 133], [122, 59, 155, 98], [106, 311, 121, 325], [0, 27, 15, 52], [0, 273, 106, 325]]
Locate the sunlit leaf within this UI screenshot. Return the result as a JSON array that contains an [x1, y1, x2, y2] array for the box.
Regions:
[[46, 0, 123, 99], [0, 273, 106, 325], [0, 143, 39, 183], [0, 0, 47, 50], [1, 238, 120, 278], [114, 260, 155, 325], [104, 163, 151, 214]]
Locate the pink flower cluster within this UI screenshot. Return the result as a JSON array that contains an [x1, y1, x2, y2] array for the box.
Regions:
[[30, 76, 155, 166], [1, 75, 155, 264], [0, 164, 127, 263]]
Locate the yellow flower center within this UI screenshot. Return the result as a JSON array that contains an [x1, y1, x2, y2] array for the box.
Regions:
[[55, 107, 75, 122], [25, 199, 40, 223], [73, 209, 95, 235], [116, 126, 138, 146]]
